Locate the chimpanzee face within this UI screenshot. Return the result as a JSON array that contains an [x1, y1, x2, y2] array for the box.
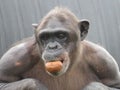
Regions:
[[36, 18, 78, 76], [33, 16, 89, 76]]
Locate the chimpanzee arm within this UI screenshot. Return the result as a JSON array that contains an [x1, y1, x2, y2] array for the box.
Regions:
[[0, 42, 38, 81], [87, 45, 120, 89], [0, 41, 47, 90]]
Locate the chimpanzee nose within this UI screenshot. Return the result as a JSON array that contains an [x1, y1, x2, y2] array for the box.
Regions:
[[48, 42, 58, 50]]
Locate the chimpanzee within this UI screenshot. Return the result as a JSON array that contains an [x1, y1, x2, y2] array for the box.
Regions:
[[0, 7, 120, 90]]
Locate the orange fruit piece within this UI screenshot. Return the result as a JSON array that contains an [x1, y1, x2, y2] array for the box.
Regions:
[[45, 61, 63, 73]]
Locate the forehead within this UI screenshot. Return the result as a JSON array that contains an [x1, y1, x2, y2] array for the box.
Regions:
[[38, 17, 78, 32], [40, 20, 77, 37], [37, 19, 75, 38], [45, 17, 65, 29]]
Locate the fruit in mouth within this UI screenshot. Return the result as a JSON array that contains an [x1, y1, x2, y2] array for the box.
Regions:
[[45, 60, 63, 73]]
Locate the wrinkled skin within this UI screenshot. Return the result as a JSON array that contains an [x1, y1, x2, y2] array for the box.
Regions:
[[0, 7, 120, 90]]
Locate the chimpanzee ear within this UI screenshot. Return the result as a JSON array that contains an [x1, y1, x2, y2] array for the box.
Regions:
[[32, 23, 39, 39], [78, 19, 89, 41], [32, 23, 38, 30]]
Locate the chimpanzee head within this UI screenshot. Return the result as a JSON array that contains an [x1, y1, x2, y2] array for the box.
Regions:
[[32, 7, 89, 76]]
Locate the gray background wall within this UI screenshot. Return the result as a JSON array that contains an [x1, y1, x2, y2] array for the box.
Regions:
[[0, 0, 120, 66]]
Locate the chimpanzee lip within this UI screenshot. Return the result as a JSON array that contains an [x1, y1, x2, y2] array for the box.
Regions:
[[45, 57, 64, 63]]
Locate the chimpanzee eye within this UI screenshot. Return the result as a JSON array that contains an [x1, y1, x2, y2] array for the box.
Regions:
[[56, 32, 67, 40], [40, 34, 49, 42]]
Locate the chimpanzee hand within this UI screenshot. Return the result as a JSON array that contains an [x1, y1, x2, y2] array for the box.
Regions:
[[1, 78, 48, 90]]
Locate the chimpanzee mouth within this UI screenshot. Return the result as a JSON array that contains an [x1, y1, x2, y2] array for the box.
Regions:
[[44, 54, 70, 76]]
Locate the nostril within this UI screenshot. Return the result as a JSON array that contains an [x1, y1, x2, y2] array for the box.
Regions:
[[54, 45, 58, 49]]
